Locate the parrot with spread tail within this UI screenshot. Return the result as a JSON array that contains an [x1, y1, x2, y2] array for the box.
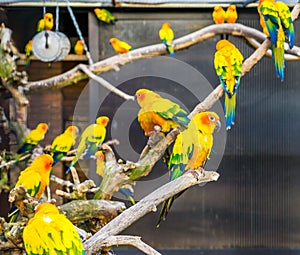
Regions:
[[67, 116, 109, 172], [23, 203, 85, 255], [36, 13, 54, 32], [214, 39, 244, 130], [135, 88, 190, 136], [109, 38, 133, 54], [74, 40, 84, 55], [258, 0, 294, 81], [159, 22, 175, 56], [17, 123, 49, 156], [9, 154, 53, 221], [94, 8, 117, 24], [24, 40, 33, 67], [50, 126, 79, 166], [157, 112, 221, 227]]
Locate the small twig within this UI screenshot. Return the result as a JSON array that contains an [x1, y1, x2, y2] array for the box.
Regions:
[[98, 235, 161, 255], [78, 64, 135, 101], [0, 153, 30, 169], [50, 175, 74, 189], [70, 166, 80, 185]]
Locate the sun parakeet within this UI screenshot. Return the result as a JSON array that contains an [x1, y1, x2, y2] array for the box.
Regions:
[[24, 40, 33, 67], [74, 40, 84, 55], [157, 112, 221, 227], [36, 13, 54, 32], [94, 8, 117, 24], [258, 0, 294, 81], [212, 6, 226, 24], [159, 22, 175, 57], [214, 39, 244, 130], [23, 203, 85, 255], [67, 116, 109, 172], [225, 5, 238, 23], [135, 88, 190, 136], [17, 123, 49, 155], [94, 150, 105, 177], [50, 125, 79, 166], [9, 154, 54, 221], [109, 38, 133, 54]]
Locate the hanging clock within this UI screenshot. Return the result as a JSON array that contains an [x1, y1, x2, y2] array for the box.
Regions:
[[55, 32, 71, 61]]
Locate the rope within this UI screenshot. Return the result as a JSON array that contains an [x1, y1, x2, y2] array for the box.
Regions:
[[65, 0, 94, 66], [43, 0, 46, 16], [55, 1, 59, 32]]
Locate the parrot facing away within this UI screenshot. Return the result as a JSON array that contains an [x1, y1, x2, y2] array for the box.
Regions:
[[24, 40, 33, 67], [17, 123, 49, 155], [23, 203, 85, 255], [94, 8, 117, 24], [74, 40, 84, 55], [9, 154, 54, 221], [36, 13, 54, 32], [157, 112, 221, 227], [258, 0, 294, 81], [214, 39, 244, 130], [135, 88, 190, 136], [67, 116, 109, 172], [50, 125, 79, 166], [109, 38, 133, 54], [159, 22, 175, 56]]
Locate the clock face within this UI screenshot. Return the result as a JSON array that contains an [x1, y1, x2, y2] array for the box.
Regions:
[[56, 32, 71, 61]]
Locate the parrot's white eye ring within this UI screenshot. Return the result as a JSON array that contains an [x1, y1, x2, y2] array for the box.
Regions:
[[209, 116, 215, 121]]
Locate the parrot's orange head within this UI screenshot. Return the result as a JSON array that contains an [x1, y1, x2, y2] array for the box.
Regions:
[[109, 38, 118, 45], [66, 125, 79, 135], [195, 112, 221, 134], [95, 150, 105, 161], [96, 116, 110, 127], [216, 39, 230, 51], [44, 13, 53, 23], [228, 5, 236, 12], [33, 154, 54, 171], [135, 88, 161, 105], [214, 6, 223, 12], [94, 8, 101, 15], [35, 203, 59, 215], [76, 40, 84, 46], [37, 123, 49, 133], [162, 22, 171, 29]]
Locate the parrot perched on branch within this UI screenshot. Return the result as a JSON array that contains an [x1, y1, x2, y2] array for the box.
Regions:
[[17, 123, 49, 155], [94, 8, 117, 24], [214, 39, 244, 130], [24, 40, 33, 67], [258, 0, 294, 81], [50, 125, 79, 166], [9, 154, 53, 221], [109, 38, 133, 54], [212, 6, 226, 24], [157, 112, 221, 227], [67, 116, 109, 172], [225, 5, 238, 23], [135, 88, 190, 136], [23, 203, 85, 255], [159, 22, 175, 56], [36, 13, 54, 32], [74, 40, 84, 55]]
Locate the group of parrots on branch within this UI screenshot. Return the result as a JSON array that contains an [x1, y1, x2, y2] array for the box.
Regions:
[[15, 0, 295, 253]]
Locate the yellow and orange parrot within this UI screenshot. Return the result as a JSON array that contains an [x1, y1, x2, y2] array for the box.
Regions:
[[9, 154, 53, 221], [17, 123, 49, 155], [23, 203, 85, 255], [94, 150, 105, 177], [36, 13, 54, 32], [225, 5, 238, 23], [109, 38, 133, 54], [212, 6, 226, 24], [94, 8, 117, 24], [74, 40, 84, 55], [157, 112, 221, 226], [24, 40, 33, 67], [214, 39, 244, 130], [159, 22, 175, 56], [258, 0, 294, 81], [50, 125, 79, 166], [135, 88, 190, 136], [67, 116, 109, 172]]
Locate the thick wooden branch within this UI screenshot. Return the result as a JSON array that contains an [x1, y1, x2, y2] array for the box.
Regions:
[[84, 169, 219, 254], [99, 235, 161, 255]]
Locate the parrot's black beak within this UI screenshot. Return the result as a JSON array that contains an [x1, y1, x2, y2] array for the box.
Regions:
[[215, 120, 222, 133]]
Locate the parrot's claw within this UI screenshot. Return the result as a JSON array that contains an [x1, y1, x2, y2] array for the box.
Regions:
[[184, 168, 204, 181]]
